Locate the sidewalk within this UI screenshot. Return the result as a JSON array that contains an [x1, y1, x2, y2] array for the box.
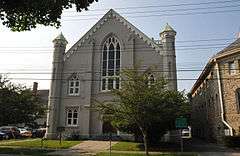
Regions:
[[49, 140, 118, 156]]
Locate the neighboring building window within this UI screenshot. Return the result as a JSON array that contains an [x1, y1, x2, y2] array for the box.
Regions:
[[210, 72, 213, 79], [101, 36, 120, 91], [238, 60, 240, 73], [236, 88, 240, 112], [229, 61, 236, 75], [66, 109, 78, 126], [68, 75, 80, 96]]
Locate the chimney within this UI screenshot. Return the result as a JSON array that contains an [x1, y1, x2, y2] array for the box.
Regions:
[[33, 82, 38, 96]]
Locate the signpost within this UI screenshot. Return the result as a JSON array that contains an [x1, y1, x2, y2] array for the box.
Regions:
[[175, 117, 188, 152], [57, 127, 65, 145], [175, 117, 187, 129]]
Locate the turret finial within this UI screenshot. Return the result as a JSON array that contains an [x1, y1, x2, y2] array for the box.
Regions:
[[53, 32, 68, 45], [161, 23, 176, 33]]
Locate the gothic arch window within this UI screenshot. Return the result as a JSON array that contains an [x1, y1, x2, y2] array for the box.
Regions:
[[66, 108, 78, 126], [101, 36, 120, 91], [68, 74, 80, 96]]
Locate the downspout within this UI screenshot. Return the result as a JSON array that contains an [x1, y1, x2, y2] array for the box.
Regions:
[[215, 60, 233, 136]]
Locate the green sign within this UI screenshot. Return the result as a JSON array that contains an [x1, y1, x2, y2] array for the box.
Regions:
[[175, 117, 187, 128]]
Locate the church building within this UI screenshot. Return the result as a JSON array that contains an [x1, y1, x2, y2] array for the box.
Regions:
[[46, 9, 177, 139]]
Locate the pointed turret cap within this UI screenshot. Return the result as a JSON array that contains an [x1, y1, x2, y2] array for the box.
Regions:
[[53, 32, 68, 45], [161, 23, 176, 33]]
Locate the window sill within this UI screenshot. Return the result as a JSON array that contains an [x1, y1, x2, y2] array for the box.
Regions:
[[65, 125, 78, 128], [68, 94, 80, 97]]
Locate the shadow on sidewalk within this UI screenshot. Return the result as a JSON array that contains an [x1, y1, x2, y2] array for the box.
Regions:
[[182, 137, 240, 153]]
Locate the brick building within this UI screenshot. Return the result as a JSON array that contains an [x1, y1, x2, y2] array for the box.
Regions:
[[190, 38, 240, 143]]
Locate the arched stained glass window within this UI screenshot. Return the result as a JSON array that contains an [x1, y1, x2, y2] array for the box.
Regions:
[[102, 36, 121, 91]]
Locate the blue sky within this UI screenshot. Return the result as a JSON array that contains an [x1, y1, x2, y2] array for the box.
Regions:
[[0, 0, 240, 92]]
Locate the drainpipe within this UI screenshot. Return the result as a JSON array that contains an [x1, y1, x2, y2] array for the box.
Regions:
[[216, 61, 233, 136]]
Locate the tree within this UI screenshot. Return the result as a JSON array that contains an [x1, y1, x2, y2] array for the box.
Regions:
[[0, 76, 45, 126], [0, 0, 98, 31], [96, 66, 190, 155]]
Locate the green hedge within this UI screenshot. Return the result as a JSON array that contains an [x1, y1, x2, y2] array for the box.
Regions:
[[224, 136, 240, 147]]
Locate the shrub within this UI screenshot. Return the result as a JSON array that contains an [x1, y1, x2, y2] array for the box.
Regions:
[[224, 136, 240, 147], [66, 133, 81, 141]]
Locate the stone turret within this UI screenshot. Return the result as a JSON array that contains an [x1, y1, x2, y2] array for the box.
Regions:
[[45, 33, 68, 139], [160, 23, 177, 90]]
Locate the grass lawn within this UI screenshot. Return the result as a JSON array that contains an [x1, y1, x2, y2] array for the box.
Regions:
[[97, 152, 197, 156], [112, 142, 143, 151], [0, 138, 31, 144], [112, 141, 182, 152], [0, 138, 81, 149]]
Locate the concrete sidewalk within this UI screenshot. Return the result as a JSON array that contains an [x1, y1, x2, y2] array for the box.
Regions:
[[49, 140, 118, 156]]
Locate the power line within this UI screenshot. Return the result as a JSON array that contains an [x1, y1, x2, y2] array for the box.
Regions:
[[0, 41, 236, 49], [65, 0, 240, 12], [5, 77, 240, 81], [0, 68, 237, 75], [63, 4, 240, 17], [0, 42, 235, 51], [0, 38, 235, 49], [62, 9, 240, 21], [0, 45, 238, 54]]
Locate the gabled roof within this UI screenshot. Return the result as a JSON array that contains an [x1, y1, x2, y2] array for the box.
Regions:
[[190, 37, 240, 94], [215, 38, 240, 58], [64, 9, 162, 60]]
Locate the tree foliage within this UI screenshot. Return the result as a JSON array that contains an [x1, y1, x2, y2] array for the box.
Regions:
[[96, 66, 190, 155], [0, 76, 45, 127], [0, 0, 98, 31]]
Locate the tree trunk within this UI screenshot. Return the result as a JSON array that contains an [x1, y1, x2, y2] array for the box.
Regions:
[[139, 127, 149, 156]]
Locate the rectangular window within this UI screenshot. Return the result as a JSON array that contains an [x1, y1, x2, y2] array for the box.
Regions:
[[236, 89, 240, 113], [69, 80, 80, 96], [229, 62, 236, 75], [238, 60, 240, 73]]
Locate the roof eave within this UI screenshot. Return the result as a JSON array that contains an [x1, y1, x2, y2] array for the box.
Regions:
[[190, 58, 215, 95]]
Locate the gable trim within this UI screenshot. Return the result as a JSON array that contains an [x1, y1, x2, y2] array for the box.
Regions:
[[64, 9, 162, 61]]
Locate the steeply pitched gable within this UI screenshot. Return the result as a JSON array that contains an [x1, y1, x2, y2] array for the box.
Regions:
[[64, 9, 162, 61]]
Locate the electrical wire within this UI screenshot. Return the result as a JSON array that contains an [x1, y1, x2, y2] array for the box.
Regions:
[[65, 0, 240, 12]]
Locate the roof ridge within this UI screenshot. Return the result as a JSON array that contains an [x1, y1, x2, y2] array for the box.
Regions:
[[215, 37, 240, 57]]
